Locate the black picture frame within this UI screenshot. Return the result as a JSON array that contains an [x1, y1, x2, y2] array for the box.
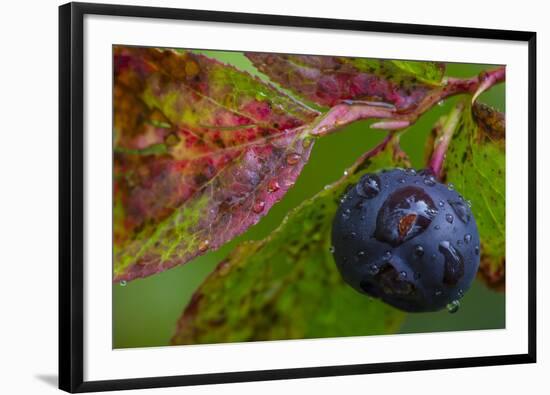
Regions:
[[59, 2, 537, 392]]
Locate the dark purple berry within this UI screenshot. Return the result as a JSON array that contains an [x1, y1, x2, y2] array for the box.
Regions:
[[331, 168, 480, 312]]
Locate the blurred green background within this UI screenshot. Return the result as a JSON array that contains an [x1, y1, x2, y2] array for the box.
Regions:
[[113, 51, 505, 348]]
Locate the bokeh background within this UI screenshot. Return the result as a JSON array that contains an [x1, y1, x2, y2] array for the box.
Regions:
[[113, 50, 505, 348]]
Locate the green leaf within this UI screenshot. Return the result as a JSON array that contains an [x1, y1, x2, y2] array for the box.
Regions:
[[172, 136, 408, 345], [441, 101, 505, 290], [390, 60, 445, 85]]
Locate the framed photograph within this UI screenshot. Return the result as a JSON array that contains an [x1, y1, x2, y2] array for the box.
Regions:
[[59, 2, 536, 392]]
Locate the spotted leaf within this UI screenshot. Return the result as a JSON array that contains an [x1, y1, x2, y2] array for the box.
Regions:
[[432, 101, 505, 290], [114, 46, 320, 281], [246, 53, 445, 111]]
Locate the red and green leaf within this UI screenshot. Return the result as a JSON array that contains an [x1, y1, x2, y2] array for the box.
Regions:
[[113, 46, 319, 281], [246, 53, 445, 111], [172, 135, 408, 345]]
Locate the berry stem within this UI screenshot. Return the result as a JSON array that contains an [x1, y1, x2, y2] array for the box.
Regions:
[[428, 101, 465, 178]]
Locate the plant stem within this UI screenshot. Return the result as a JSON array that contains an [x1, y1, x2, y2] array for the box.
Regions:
[[428, 101, 465, 178]]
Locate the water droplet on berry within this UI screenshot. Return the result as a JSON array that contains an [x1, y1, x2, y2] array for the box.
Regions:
[[356, 174, 381, 199], [398, 178, 406, 184], [448, 200, 471, 224], [119, 280, 127, 287], [286, 152, 301, 165], [439, 241, 465, 286], [342, 208, 351, 220], [464, 234, 472, 244], [399, 271, 407, 278], [434, 225, 440, 230], [448, 183, 455, 191], [357, 251, 365, 258], [446, 213, 454, 223], [423, 175, 436, 186], [447, 300, 460, 314], [252, 200, 265, 213], [475, 245, 480, 255], [458, 288, 465, 298], [405, 168, 417, 175], [414, 245, 424, 257], [384, 251, 392, 260], [438, 200, 445, 207], [198, 239, 210, 253], [374, 186, 437, 246], [457, 239, 462, 246], [368, 264, 380, 275], [267, 179, 280, 192], [466, 200, 472, 208], [435, 289, 443, 297]]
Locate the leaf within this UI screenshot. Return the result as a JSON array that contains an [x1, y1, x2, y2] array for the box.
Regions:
[[172, 135, 408, 345], [246, 53, 445, 110], [114, 46, 320, 281], [390, 60, 445, 85], [437, 101, 505, 290]]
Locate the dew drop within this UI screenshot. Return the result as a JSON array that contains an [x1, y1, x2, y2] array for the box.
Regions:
[[324, 185, 330, 190], [438, 200, 445, 207], [464, 234, 472, 244], [357, 251, 366, 258], [398, 178, 406, 184], [475, 245, 480, 255], [383, 251, 392, 260], [252, 200, 265, 214], [405, 168, 417, 175], [350, 231, 357, 239], [286, 152, 301, 165], [423, 175, 436, 186], [414, 245, 424, 257], [447, 300, 460, 314], [446, 213, 454, 224], [438, 100, 445, 107], [448, 183, 455, 191], [448, 200, 471, 224], [438, 241, 465, 286], [435, 225, 440, 230], [374, 186, 437, 246], [198, 239, 210, 253], [467, 200, 472, 207], [435, 289, 443, 297], [457, 239, 462, 246], [356, 174, 381, 199], [458, 288, 465, 298], [399, 271, 407, 278], [302, 136, 313, 148], [368, 264, 380, 275], [329, 246, 335, 254], [342, 208, 351, 220], [267, 179, 280, 193], [119, 280, 127, 287]]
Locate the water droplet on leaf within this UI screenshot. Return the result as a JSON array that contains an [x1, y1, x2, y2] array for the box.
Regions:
[[286, 152, 301, 166], [447, 300, 460, 314], [198, 239, 210, 253], [267, 179, 280, 193]]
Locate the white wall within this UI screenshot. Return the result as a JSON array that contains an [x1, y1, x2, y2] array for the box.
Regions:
[[0, 0, 546, 394]]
